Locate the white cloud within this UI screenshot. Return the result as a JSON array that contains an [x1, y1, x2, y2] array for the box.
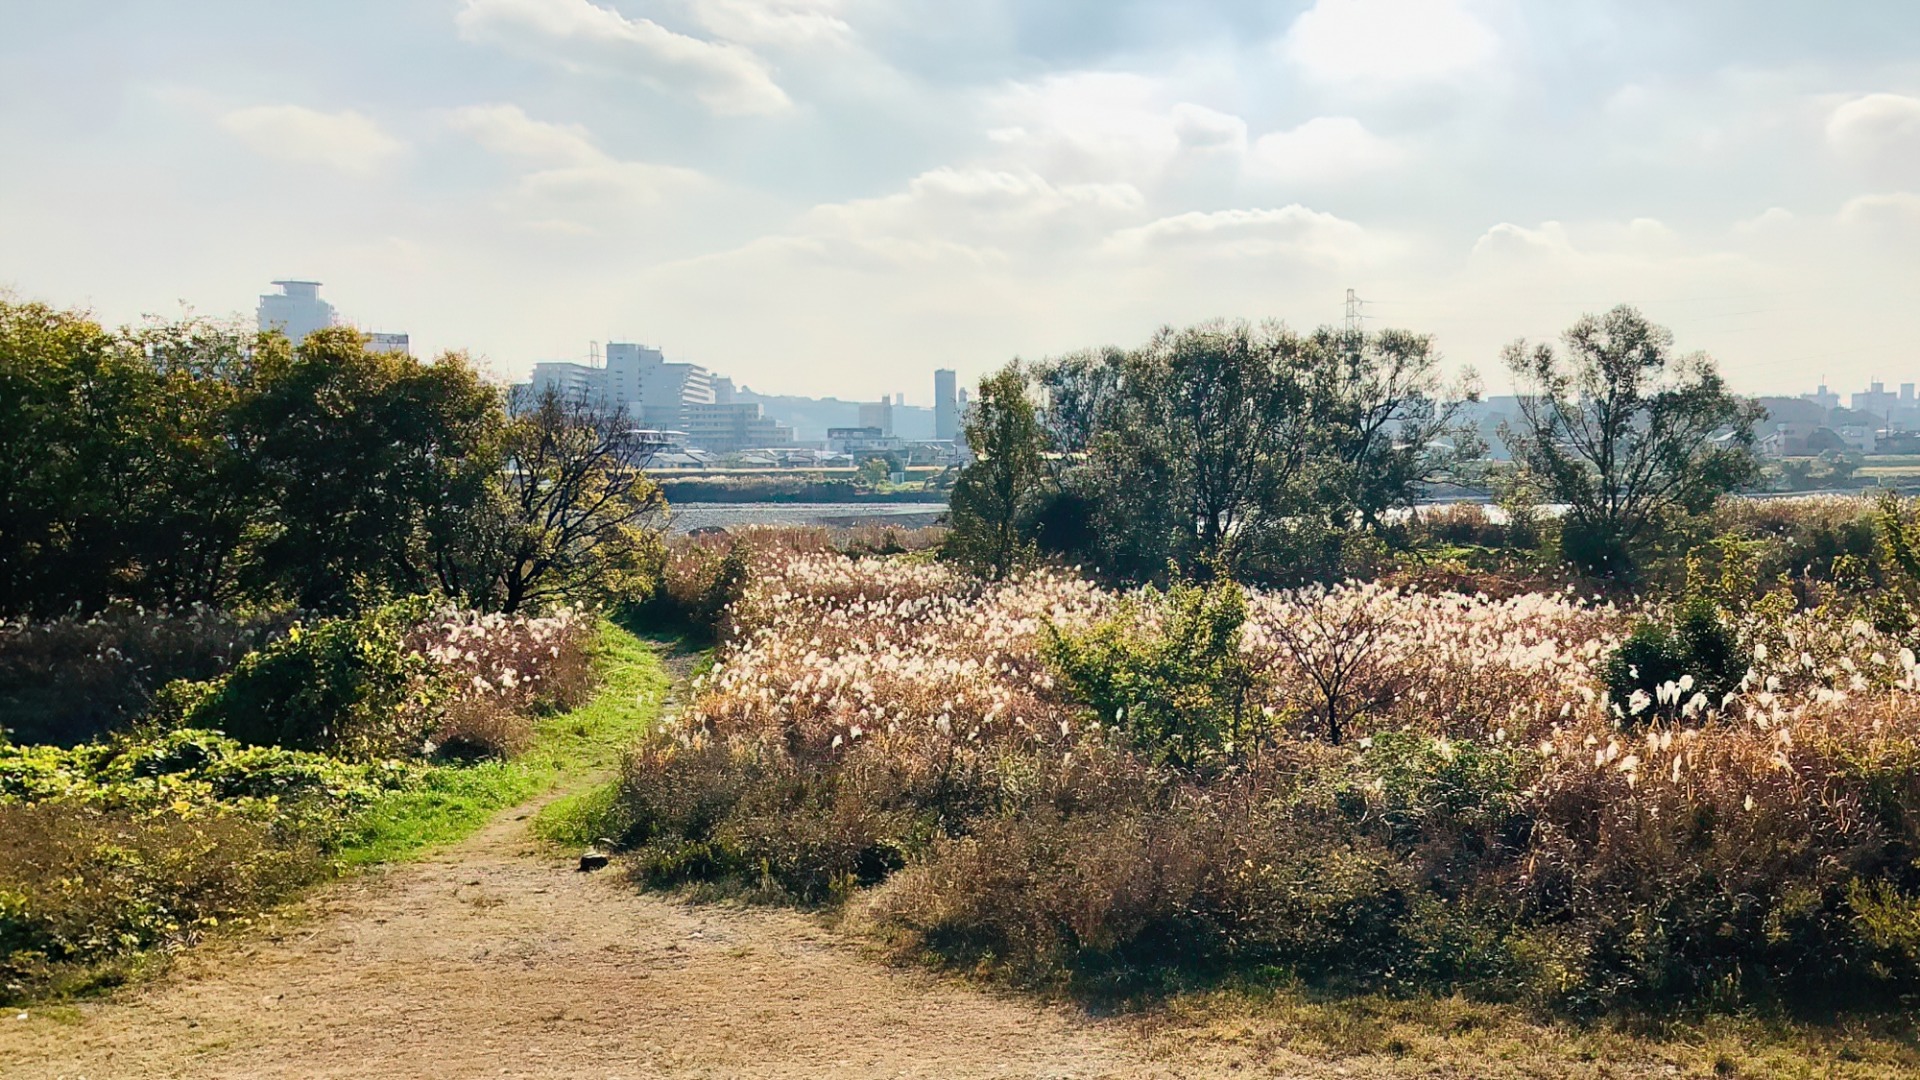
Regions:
[[1170, 103, 1248, 155], [1281, 0, 1499, 91], [443, 104, 709, 236], [219, 105, 404, 175], [1733, 207, 1795, 235], [1827, 93, 1920, 176], [986, 73, 1184, 184], [455, 0, 790, 115], [1838, 191, 1920, 231], [517, 160, 705, 207], [793, 167, 1144, 266], [448, 104, 606, 166], [1470, 221, 1574, 261], [1105, 205, 1374, 263], [689, 0, 853, 48], [1247, 117, 1403, 184]]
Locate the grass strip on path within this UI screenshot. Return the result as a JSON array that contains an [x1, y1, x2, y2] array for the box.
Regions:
[[336, 620, 669, 866]]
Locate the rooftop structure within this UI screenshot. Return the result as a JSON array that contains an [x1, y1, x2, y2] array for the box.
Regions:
[[257, 280, 337, 345]]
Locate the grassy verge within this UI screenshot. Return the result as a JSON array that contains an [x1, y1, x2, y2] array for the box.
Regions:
[[532, 628, 705, 847], [337, 620, 668, 865]]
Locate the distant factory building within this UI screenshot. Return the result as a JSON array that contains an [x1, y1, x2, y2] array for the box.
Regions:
[[858, 399, 894, 436], [367, 332, 410, 355]]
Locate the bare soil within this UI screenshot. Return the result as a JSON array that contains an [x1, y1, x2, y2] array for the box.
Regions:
[[0, 789, 1218, 1080]]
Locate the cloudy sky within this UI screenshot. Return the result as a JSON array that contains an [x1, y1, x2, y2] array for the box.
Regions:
[[3, 0, 1919, 401]]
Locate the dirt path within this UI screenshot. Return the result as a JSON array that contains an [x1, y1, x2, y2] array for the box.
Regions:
[[0, 650, 1230, 1080], [3, 799, 1220, 1079]]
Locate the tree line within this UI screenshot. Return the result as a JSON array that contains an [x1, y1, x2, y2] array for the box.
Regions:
[[947, 305, 1761, 583], [0, 300, 660, 619]]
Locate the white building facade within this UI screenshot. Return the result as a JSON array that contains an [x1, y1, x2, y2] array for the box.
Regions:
[[257, 280, 337, 345]]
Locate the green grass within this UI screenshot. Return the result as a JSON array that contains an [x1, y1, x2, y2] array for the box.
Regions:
[[532, 628, 706, 846], [336, 620, 669, 866]]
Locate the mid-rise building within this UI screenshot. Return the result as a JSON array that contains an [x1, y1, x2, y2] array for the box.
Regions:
[[605, 341, 713, 429], [934, 369, 958, 441], [527, 361, 606, 404], [1853, 381, 1899, 420], [857, 400, 894, 436], [257, 280, 337, 345], [367, 332, 410, 355], [828, 426, 904, 456], [1803, 383, 1841, 411], [684, 402, 794, 453]]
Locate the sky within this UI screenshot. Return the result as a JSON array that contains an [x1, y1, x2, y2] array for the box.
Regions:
[[2, 0, 1919, 402]]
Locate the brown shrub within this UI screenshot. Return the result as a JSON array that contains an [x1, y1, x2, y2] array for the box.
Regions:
[[0, 800, 324, 1001], [410, 607, 597, 758], [604, 548, 1920, 1012], [0, 605, 293, 745]]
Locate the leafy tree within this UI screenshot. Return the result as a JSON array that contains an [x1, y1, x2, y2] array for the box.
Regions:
[[234, 328, 504, 612], [1030, 346, 1126, 453], [945, 366, 1048, 580], [120, 316, 276, 608], [1070, 320, 1320, 582], [435, 386, 666, 613], [855, 456, 893, 489], [1504, 306, 1762, 579], [1821, 449, 1864, 486], [1317, 326, 1484, 532], [0, 302, 264, 614]]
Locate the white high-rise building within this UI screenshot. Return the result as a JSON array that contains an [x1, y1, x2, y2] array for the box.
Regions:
[[257, 280, 337, 345], [605, 341, 712, 430]]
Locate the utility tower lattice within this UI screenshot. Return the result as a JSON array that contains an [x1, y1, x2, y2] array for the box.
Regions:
[[1343, 288, 1367, 335]]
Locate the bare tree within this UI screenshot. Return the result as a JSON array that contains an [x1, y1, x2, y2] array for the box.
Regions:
[[1253, 586, 1407, 746], [437, 386, 666, 612]]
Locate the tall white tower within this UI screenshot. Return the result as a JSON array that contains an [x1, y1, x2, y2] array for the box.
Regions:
[[257, 280, 338, 345]]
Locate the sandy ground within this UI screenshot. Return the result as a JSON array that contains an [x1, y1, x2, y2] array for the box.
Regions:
[[1, 785, 1214, 1079], [3, 646, 1209, 1079]]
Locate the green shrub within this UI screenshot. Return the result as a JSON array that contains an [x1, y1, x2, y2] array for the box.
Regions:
[[1601, 597, 1747, 720], [632, 538, 754, 640], [178, 600, 438, 759], [1045, 579, 1258, 767]]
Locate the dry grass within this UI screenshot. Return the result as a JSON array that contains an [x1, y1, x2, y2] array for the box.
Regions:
[[606, 542, 1920, 1018], [0, 605, 293, 745], [411, 607, 597, 759]]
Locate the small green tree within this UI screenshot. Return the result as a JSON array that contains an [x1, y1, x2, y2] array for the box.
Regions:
[[1504, 306, 1762, 579], [1045, 577, 1256, 767], [945, 366, 1048, 580]]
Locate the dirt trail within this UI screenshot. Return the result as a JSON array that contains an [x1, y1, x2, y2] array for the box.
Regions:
[[3, 801, 1215, 1079], [0, 653, 1228, 1080]]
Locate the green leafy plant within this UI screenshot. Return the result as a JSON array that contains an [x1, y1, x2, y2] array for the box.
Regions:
[[1045, 577, 1258, 767], [1601, 597, 1746, 721], [176, 600, 438, 760]]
